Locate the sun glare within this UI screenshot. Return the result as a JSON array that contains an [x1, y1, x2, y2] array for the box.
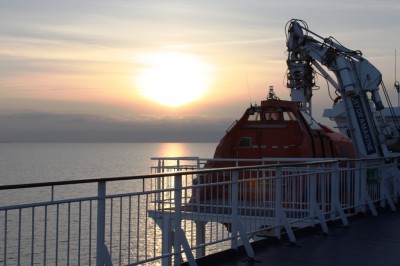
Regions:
[[136, 52, 212, 107]]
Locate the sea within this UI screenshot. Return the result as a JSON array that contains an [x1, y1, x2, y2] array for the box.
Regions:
[[0, 142, 217, 185], [0, 142, 219, 265]]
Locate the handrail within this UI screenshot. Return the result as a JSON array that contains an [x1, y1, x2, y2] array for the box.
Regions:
[[1, 156, 399, 266], [0, 159, 340, 190], [2, 156, 396, 191]]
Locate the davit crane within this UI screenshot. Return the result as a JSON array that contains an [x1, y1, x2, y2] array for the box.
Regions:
[[286, 19, 400, 158]]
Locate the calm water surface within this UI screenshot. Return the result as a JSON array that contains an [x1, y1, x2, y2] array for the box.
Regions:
[[0, 142, 219, 265], [0, 142, 217, 185]]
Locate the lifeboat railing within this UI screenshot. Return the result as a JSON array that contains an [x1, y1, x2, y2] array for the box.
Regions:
[[0, 157, 399, 266]]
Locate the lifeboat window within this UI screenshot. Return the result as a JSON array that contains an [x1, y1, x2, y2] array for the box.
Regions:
[[264, 112, 279, 121], [238, 137, 252, 147], [248, 111, 261, 121], [283, 111, 297, 121]]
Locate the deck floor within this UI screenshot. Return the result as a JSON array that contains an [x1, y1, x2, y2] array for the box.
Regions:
[[195, 206, 400, 266]]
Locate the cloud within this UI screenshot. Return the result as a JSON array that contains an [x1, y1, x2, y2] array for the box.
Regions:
[[0, 111, 231, 142]]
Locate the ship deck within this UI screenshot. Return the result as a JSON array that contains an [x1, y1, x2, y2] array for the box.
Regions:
[[193, 206, 400, 266]]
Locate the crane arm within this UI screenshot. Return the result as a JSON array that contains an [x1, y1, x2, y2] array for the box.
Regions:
[[286, 19, 392, 158]]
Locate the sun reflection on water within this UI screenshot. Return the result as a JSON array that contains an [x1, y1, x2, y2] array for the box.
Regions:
[[157, 143, 189, 158]]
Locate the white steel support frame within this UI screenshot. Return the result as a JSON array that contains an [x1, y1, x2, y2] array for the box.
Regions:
[[309, 166, 329, 233], [379, 166, 397, 211], [354, 161, 362, 213], [149, 157, 400, 265], [330, 163, 349, 226], [173, 174, 196, 266], [230, 170, 254, 258], [154, 175, 197, 266], [159, 212, 172, 266], [359, 161, 378, 216], [274, 167, 296, 243], [154, 170, 258, 266]]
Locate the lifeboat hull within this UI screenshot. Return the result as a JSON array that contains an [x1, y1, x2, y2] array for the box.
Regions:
[[192, 98, 355, 204]]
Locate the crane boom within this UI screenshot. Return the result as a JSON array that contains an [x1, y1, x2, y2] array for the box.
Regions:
[[286, 19, 396, 158]]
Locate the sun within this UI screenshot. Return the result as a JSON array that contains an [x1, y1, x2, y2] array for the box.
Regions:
[[135, 52, 212, 107]]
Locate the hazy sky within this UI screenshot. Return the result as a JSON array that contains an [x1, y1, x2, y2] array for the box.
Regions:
[[1, 0, 399, 142]]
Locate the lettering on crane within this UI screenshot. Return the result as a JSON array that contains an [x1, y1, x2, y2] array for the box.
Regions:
[[351, 95, 376, 155]]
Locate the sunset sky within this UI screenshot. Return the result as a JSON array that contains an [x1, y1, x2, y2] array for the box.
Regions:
[[1, 0, 399, 142]]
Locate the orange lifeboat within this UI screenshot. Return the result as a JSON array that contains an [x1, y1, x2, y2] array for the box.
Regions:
[[192, 88, 355, 203], [210, 88, 355, 167]]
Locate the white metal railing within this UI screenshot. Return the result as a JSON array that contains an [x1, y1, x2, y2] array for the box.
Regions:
[[149, 156, 400, 265], [1, 157, 399, 266]]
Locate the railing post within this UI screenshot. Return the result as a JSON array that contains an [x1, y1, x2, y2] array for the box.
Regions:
[[379, 160, 396, 210], [359, 161, 378, 216], [274, 166, 282, 238], [196, 158, 200, 169], [173, 174, 197, 266], [96, 181, 108, 266], [396, 157, 400, 200], [230, 170, 254, 258], [230, 170, 239, 249], [156, 160, 162, 210], [379, 161, 386, 208], [354, 161, 362, 212], [330, 163, 337, 220], [310, 165, 328, 233], [273, 166, 295, 243], [195, 221, 205, 258], [359, 161, 367, 211], [157, 159, 162, 173], [174, 174, 182, 265], [331, 162, 348, 226], [309, 165, 316, 225]]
